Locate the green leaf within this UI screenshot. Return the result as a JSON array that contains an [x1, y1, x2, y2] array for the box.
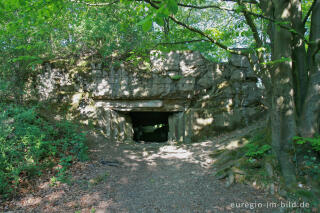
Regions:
[[289, 29, 298, 34], [138, 17, 153, 32], [167, 0, 178, 14], [170, 75, 183, 80], [157, 4, 170, 17], [18, 0, 26, 6], [155, 16, 164, 26], [261, 57, 292, 66], [256, 47, 267, 52], [142, 19, 152, 32]]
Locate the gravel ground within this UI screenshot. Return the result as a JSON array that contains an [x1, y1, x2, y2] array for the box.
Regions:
[[2, 123, 282, 213]]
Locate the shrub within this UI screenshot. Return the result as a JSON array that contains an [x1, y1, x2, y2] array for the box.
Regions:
[[294, 135, 320, 177], [244, 132, 272, 159], [245, 143, 272, 159], [0, 103, 87, 198], [294, 136, 320, 152]]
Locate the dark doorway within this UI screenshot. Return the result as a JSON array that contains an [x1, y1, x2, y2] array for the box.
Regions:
[[130, 112, 171, 142]]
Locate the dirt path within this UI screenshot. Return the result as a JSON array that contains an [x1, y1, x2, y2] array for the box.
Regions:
[[2, 122, 280, 213]]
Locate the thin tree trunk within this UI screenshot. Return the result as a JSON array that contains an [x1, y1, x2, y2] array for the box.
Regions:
[[291, 0, 308, 116], [306, 1, 320, 76]]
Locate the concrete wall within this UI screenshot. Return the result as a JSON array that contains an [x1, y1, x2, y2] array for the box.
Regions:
[[33, 51, 265, 142]]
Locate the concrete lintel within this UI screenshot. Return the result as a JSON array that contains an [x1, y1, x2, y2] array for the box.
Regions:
[[113, 108, 184, 112], [95, 99, 191, 112], [96, 100, 163, 109]]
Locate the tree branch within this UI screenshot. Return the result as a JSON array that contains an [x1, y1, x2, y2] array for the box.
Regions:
[[237, 0, 263, 47], [168, 16, 247, 55], [72, 0, 307, 47], [156, 39, 209, 46], [70, 0, 119, 7], [222, 0, 258, 4], [177, 1, 272, 25], [235, 0, 272, 89], [313, 40, 320, 56], [179, 1, 310, 45], [177, 3, 235, 12], [72, 0, 309, 49], [303, 0, 318, 26], [142, 0, 248, 55]]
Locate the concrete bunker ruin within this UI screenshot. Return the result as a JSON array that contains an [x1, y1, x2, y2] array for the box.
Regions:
[[94, 99, 191, 143], [36, 50, 265, 143]]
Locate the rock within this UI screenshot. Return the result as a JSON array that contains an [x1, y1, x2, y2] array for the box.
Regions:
[[230, 54, 251, 67], [198, 64, 225, 89], [231, 167, 246, 175], [245, 69, 257, 80], [150, 50, 180, 71], [279, 188, 288, 197], [225, 172, 235, 187], [179, 51, 206, 76], [230, 69, 246, 81], [197, 72, 214, 89], [212, 110, 243, 130], [241, 82, 263, 106], [231, 82, 242, 93], [242, 107, 264, 120], [235, 174, 246, 183], [216, 173, 228, 180], [265, 162, 274, 178], [269, 183, 275, 195]]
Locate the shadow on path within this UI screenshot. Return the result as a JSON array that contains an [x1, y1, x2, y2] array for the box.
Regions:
[[3, 124, 279, 213]]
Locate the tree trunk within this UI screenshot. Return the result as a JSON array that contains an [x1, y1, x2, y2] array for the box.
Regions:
[[270, 0, 297, 185], [300, 72, 320, 137], [306, 1, 320, 76], [300, 1, 320, 137], [291, 0, 308, 116]]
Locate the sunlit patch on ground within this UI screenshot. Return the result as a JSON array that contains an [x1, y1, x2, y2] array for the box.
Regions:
[[2, 120, 278, 212]]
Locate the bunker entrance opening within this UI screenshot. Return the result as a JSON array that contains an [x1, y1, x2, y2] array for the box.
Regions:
[[130, 112, 172, 143]]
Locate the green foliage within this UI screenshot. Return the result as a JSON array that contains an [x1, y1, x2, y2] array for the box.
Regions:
[[0, 79, 10, 101], [166, 0, 178, 14], [0, 104, 87, 198], [205, 28, 224, 40], [137, 0, 178, 32], [245, 144, 272, 158], [294, 136, 320, 152], [301, 155, 320, 176], [170, 75, 183, 80], [138, 16, 153, 32], [261, 57, 292, 66], [294, 136, 320, 176], [256, 47, 267, 53], [244, 133, 272, 159], [0, 0, 151, 81]]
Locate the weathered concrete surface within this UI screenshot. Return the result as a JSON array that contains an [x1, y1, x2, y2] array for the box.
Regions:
[[35, 51, 264, 142]]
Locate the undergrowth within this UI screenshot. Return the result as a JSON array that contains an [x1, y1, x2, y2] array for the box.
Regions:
[[0, 103, 88, 198], [210, 128, 276, 191], [211, 127, 320, 210], [294, 135, 320, 177], [244, 133, 272, 159], [292, 135, 320, 209]]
